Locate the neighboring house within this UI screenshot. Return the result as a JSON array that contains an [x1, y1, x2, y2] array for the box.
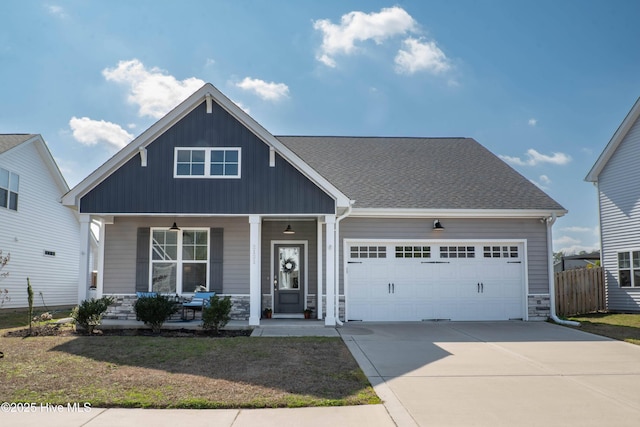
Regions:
[[0, 134, 80, 308], [586, 97, 640, 312], [554, 252, 600, 273], [62, 83, 566, 325]]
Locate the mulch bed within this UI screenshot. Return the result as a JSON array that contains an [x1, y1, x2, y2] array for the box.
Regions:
[[3, 324, 252, 338]]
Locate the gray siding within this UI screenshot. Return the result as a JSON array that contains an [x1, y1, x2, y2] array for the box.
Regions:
[[80, 102, 335, 215], [598, 115, 640, 312], [103, 217, 250, 295], [339, 217, 550, 294]]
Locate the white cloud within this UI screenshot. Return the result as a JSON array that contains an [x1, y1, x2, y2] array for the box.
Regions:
[[394, 37, 450, 75], [538, 175, 551, 185], [500, 149, 571, 166], [554, 235, 581, 246], [46, 5, 67, 18], [313, 6, 417, 67], [555, 243, 600, 256], [69, 116, 134, 151], [561, 226, 594, 233], [236, 77, 289, 101], [102, 59, 204, 119], [528, 118, 537, 126]]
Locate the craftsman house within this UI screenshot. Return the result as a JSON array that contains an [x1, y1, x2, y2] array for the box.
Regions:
[[62, 83, 566, 325]]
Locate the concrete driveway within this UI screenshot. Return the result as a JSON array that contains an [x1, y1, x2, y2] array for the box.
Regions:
[[340, 321, 640, 427]]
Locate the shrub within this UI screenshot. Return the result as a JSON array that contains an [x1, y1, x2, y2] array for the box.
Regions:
[[71, 296, 115, 334], [201, 295, 232, 334], [134, 294, 178, 333]]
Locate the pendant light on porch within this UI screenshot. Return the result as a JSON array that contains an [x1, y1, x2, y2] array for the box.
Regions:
[[169, 221, 180, 231], [283, 223, 295, 234]]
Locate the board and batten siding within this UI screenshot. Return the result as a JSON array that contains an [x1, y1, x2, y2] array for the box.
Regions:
[[79, 102, 335, 215], [103, 217, 250, 295], [598, 115, 640, 311], [339, 217, 549, 295], [0, 141, 79, 308]]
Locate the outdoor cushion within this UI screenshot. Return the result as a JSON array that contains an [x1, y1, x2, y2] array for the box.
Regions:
[[136, 292, 157, 298]]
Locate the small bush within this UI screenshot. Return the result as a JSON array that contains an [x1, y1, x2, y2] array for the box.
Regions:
[[201, 295, 232, 334], [134, 294, 178, 333], [71, 296, 115, 334]]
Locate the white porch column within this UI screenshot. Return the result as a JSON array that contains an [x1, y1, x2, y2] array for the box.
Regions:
[[249, 215, 262, 326], [77, 214, 91, 303], [325, 215, 336, 326], [96, 217, 113, 298], [316, 219, 324, 320]]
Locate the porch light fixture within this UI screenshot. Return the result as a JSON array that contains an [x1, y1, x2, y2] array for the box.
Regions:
[[283, 224, 295, 234], [433, 219, 444, 231], [169, 222, 180, 231]]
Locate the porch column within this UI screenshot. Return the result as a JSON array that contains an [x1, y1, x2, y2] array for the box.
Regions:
[[325, 215, 336, 326], [316, 219, 324, 320], [77, 214, 91, 303], [249, 215, 262, 326], [96, 217, 113, 298]]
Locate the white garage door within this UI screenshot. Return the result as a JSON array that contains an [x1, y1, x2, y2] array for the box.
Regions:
[[346, 241, 525, 321]]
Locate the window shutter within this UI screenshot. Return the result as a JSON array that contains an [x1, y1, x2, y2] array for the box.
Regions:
[[210, 228, 223, 293], [136, 228, 150, 292]]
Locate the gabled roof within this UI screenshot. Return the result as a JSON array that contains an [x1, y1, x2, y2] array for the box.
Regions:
[[62, 83, 351, 209], [277, 136, 566, 215], [586, 97, 640, 182], [0, 134, 69, 194]]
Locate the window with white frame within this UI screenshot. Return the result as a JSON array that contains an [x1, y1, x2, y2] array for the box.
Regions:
[[0, 167, 19, 211], [174, 147, 241, 178], [150, 228, 209, 293], [618, 251, 640, 288]]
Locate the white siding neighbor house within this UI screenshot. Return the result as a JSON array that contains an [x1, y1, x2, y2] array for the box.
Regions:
[[586, 97, 640, 312], [62, 83, 566, 325], [0, 134, 80, 309]]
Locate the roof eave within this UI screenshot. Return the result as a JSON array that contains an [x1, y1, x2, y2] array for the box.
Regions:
[[350, 208, 568, 219], [585, 97, 640, 182]]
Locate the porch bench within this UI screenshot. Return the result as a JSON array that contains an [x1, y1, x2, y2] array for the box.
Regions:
[[182, 291, 216, 320]]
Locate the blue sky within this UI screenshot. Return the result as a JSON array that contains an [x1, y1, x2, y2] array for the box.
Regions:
[[2, 1, 639, 254]]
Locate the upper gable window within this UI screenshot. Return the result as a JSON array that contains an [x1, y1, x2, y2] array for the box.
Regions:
[[174, 147, 241, 178], [0, 167, 19, 211]]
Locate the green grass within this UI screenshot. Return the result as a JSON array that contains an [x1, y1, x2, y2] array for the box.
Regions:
[[0, 307, 72, 330], [567, 312, 640, 345], [0, 332, 380, 409]]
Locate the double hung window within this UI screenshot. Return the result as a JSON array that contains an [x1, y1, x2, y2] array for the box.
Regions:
[[0, 167, 19, 211], [150, 228, 209, 294], [618, 251, 640, 288]]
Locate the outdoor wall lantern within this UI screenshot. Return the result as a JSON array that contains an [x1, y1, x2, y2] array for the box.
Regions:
[[433, 219, 445, 231]]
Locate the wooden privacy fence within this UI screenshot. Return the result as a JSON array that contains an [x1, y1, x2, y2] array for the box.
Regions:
[[554, 267, 605, 317]]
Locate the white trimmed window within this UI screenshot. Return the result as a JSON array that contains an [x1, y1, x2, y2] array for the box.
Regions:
[[150, 228, 209, 294], [0, 167, 19, 211], [174, 147, 241, 178], [618, 251, 640, 288]]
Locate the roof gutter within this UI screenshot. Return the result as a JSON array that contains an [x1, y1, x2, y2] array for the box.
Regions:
[[546, 213, 580, 327], [333, 202, 354, 326]]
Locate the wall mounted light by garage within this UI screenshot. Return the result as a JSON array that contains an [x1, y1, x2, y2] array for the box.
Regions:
[[433, 219, 445, 231]]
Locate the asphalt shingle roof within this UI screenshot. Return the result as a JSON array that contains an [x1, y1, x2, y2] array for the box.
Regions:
[[276, 136, 565, 211], [0, 134, 35, 155]]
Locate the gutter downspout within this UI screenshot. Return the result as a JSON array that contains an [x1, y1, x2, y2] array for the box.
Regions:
[[333, 202, 354, 326], [546, 213, 580, 327]]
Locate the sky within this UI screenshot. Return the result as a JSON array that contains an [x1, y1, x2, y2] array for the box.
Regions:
[[1, 1, 639, 255]]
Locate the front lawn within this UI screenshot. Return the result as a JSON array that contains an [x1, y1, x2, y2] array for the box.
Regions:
[[0, 332, 379, 408], [568, 312, 640, 345]]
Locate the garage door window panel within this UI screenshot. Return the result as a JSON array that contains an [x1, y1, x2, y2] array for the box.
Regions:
[[396, 246, 431, 258], [440, 246, 475, 259]]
